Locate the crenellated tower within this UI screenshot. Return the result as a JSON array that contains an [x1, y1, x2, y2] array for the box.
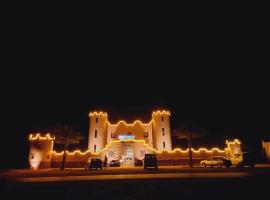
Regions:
[[152, 110, 172, 151], [88, 112, 107, 152], [28, 133, 54, 169]]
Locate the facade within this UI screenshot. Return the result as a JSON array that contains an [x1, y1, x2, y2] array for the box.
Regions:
[[262, 140, 270, 163], [28, 110, 242, 169], [87, 110, 172, 165]]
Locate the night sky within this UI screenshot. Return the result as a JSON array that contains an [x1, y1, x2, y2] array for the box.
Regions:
[[1, 13, 269, 168]]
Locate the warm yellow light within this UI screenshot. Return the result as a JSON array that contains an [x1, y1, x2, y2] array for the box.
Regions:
[[226, 139, 241, 145], [107, 120, 153, 127], [29, 133, 55, 141], [152, 110, 171, 116], [89, 111, 108, 117], [52, 150, 91, 156], [51, 138, 239, 156], [89, 110, 171, 127]]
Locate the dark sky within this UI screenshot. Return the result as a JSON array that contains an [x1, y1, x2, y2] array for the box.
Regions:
[[1, 12, 269, 168]]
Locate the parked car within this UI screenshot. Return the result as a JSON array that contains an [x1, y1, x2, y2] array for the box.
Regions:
[[109, 160, 121, 167], [213, 156, 232, 168], [144, 154, 158, 169], [134, 159, 143, 166], [85, 158, 103, 170], [200, 156, 231, 168]]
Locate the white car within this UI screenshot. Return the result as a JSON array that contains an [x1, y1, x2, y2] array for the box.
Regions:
[[200, 156, 224, 168]]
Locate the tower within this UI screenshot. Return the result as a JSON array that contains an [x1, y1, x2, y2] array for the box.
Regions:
[[152, 110, 172, 151], [226, 139, 242, 157], [28, 133, 54, 169], [88, 111, 107, 152]]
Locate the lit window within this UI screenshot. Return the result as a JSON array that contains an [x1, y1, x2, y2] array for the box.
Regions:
[[163, 142, 165, 148], [144, 132, 148, 137], [96, 118, 98, 123], [161, 116, 164, 121], [30, 153, 34, 159], [94, 145, 97, 152], [95, 130, 97, 138]]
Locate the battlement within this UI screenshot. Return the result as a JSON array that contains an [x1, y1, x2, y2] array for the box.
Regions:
[[152, 110, 171, 116], [226, 139, 241, 145], [89, 111, 108, 117], [29, 133, 55, 141]]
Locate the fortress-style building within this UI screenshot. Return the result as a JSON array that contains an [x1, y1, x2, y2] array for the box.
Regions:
[[28, 110, 242, 169], [87, 110, 172, 165]]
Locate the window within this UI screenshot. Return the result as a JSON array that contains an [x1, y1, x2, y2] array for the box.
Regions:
[[95, 130, 97, 138], [96, 118, 98, 123], [144, 132, 148, 137], [162, 128, 165, 136], [111, 132, 115, 138], [29, 153, 34, 159], [163, 142, 166, 148], [161, 116, 164, 121], [94, 145, 97, 152], [47, 155, 50, 159]]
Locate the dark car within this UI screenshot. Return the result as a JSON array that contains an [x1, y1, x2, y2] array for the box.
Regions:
[[85, 158, 103, 170], [238, 152, 256, 167], [144, 154, 158, 169], [212, 156, 232, 168], [109, 160, 121, 167]]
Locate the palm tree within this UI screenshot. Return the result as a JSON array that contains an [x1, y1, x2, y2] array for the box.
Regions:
[[173, 121, 208, 167], [53, 124, 84, 170]]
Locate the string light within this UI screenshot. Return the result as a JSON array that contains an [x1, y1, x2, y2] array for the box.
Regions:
[[29, 133, 55, 141], [107, 120, 153, 127], [89, 112, 107, 116], [89, 110, 171, 127], [50, 138, 241, 156], [226, 139, 241, 145]]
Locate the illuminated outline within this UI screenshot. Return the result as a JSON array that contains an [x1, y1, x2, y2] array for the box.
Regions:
[[51, 139, 241, 156], [89, 110, 171, 127], [29, 133, 55, 141]]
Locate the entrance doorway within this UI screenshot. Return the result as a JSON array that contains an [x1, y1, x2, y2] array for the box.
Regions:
[[122, 145, 134, 166]]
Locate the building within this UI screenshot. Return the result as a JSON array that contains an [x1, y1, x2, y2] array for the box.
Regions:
[[28, 110, 241, 169], [262, 140, 270, 163], [87, 110, 172, 165]]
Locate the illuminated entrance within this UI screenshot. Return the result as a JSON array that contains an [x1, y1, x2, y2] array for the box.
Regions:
[[122, 144, 134, 166]]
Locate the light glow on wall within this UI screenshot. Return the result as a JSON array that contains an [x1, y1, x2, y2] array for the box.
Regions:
[[29, 150, 42, 170]]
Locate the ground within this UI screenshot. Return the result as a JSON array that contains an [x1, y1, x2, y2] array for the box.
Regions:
[[1, 165, 270, 200]]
